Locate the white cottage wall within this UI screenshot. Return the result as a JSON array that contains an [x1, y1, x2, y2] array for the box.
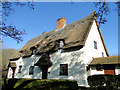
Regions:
[[115, 65, 120, 75], [84, 20, 107, 64], [8, 48, 88, 86], [81, 20, 107, 86], [89, 66, 104, 76], [7, 55, 42, 79], [48, 49, 87, 86]]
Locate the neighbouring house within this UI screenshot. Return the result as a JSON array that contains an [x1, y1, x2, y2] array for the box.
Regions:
[[88, 56, 120, 76], [7, 11, 110, 87]]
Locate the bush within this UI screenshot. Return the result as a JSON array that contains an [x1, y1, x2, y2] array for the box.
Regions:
[[2, 79, 78, 90], [87, 75, 120, 90]]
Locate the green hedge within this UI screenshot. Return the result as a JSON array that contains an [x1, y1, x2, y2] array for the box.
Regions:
[[87, 75, 120, 90], [2, 79, 78, 90]]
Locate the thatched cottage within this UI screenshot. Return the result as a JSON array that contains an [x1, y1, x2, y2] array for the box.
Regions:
[[7, 11, 111, 87]]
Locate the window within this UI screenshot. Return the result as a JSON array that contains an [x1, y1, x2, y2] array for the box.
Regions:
[[59, 41, 64, 48], [94, 41, 97, 49], [19, 50, 23, 57], [18, 65, 22, 73], [30, 47, 37, 55], [86, 66, 90, 71], [33, 49, 36, 54], [56, 40, 65, 49], [29, 66, 34, 75], [102, 52, 104, 57], [96, 65, 104, 71], [60, 64, 68, 75]]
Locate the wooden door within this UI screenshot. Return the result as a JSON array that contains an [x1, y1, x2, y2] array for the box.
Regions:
[[104, 70, 115, 75], [104, 65, 115, 75], [41, 66, 48, 79], [11, 67, 16, 78]]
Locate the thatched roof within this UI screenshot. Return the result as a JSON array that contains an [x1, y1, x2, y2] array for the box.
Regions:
[[10, 11, 109, 60], [89, 56, 120, 65]]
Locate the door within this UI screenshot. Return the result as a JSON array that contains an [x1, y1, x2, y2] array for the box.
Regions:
[[41, 66, 48, 79], [11, 67, 16, 78], [104, 65, 115, 75]]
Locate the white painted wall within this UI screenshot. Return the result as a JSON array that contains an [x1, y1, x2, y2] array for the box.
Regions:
[[84, 20, 107, 64], [81, 20, 107, 85], [7, 55, 42, 79], [8, 48, 87, 86], [48, 49, 87, 86], [115, 65, 120, 75], [89, 66, 104, 76], [89, 65, 120, 76]]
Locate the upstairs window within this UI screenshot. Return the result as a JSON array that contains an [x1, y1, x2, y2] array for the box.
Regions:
[[29, 66, 34, 75], [94, 41, 97, 49], [18, 65, 22, 73], [56, 39, 65, 49], [30, 47, 37, 55], [59, 41, 64, 48], [19, 50, 23, 57], [102, 52, 104, 57], [60, 64, 68, 76]]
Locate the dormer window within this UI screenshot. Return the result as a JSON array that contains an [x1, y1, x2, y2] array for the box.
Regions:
[[56, 39, 65, 49], [30, 47, 37, 55], [59, 40, 64, 48], [19, 50, 23, 57]]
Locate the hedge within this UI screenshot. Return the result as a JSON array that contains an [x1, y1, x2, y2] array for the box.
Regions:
[[2, 79, 78, 90], [87, 75, 120, 90]]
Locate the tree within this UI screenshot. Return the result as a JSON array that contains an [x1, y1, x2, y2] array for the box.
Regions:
[[1, 48, 17, 68], [1, 1, 34, 43], [94, 2, 120, 24]]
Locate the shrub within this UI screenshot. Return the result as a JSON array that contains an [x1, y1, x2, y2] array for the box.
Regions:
[[2, 79, 78, 90], [87, 75, 120, 90]]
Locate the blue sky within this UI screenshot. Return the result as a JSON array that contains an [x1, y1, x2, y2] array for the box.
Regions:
[[3, 2, 118, 56]]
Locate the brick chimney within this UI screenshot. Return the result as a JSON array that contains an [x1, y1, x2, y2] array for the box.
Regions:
[[56, 17, 66, 30]]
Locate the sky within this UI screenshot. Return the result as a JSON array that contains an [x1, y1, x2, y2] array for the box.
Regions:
[[2, 2, 118, 56]]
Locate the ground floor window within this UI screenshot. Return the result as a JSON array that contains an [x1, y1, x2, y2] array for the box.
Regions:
[[60, 64, 68, 76], [18, 65, 22, 73], [96, 65, 104, 71], [29, 66, 34, 75]]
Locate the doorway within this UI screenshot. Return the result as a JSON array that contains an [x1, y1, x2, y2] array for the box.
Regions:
[[104, 65, 115, 75]]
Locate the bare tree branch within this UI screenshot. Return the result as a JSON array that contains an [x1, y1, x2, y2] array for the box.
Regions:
[[1, 1, 34, 43], [94, 2, 110, 25]]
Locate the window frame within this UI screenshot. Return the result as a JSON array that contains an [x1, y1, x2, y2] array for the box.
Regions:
[[56, 39, 65, 49], [94, 41, 97, 49], [96, 65, 104, 71], [59, 64, 68, 76], [18, 65, 22, 73], [29, 66, 34, 75], [102, 52, 104, 57]]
